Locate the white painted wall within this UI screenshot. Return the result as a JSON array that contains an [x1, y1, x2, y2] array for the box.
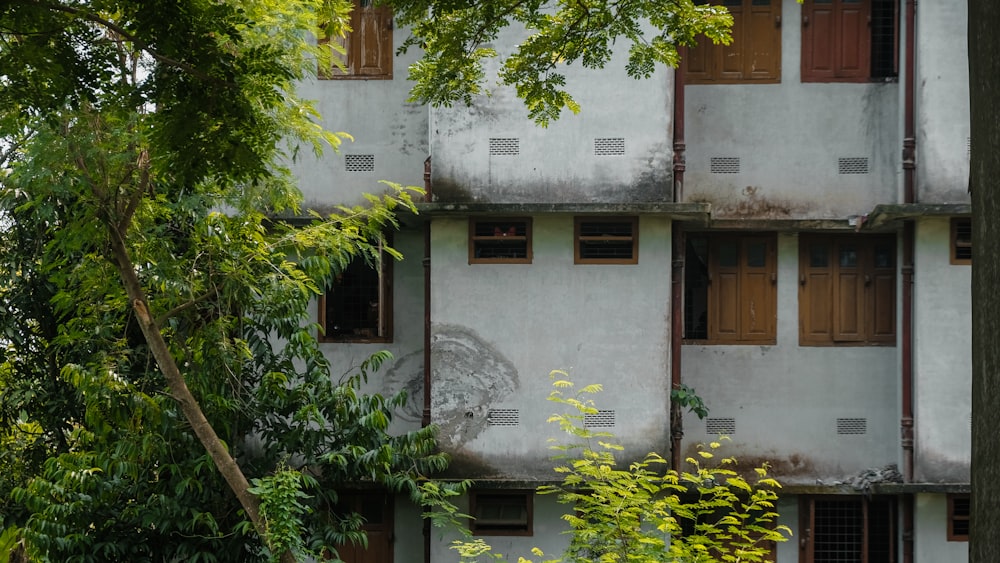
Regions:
[[429, 214, 673, 478], [429, 27, 674, 204], [914, 493, 969, 563], [913, 217, 971, 482], [682, 233, 900, 484], [915, 0, 970, 203]]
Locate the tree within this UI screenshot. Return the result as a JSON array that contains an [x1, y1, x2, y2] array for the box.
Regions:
[[968, 1, 1000, 560], [448, 373, 790, 563], [391, 0, 734, 125], [0, 1, 444, 561]]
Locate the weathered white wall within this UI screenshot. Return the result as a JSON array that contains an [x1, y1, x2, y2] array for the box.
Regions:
[[293, 33, 429, 210], [914, 493, 969, 563], [429, 214, 673, 478], [913, 217, 971, 482], [915, 0, 970, 203], [682, 233, 900, 484], [684, 0, 899, 219], [429, 28, 673, 204]]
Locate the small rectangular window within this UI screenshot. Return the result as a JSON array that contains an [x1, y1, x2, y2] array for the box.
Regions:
[[469, 218, 532, 264], [470, 491, 533, 536], [686, 0, 782, 84], [948, 494, 970, 541], [951, 217, 972, 265], [319, 249, 392, 342], [318, 0, 393, 79], [684, 233, 777, 344], [574, 217, 638, 264]]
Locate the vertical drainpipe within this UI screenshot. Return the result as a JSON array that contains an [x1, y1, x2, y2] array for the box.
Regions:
[[670, 47, 687, 471], [901, 2, 917, 563], [422, 156, 433, 563]]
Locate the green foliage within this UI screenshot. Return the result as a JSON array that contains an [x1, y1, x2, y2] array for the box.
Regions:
[[0, 1, 445, 561], [394, 0, 734, 125], [451, 371, 791, 563], [672, 384, 710, 420]]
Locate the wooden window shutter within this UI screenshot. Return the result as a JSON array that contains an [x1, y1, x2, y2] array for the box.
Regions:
[[711, 239, 742, 341], [685, 33, 714, 82], [800, 239, 834, 343], [802, 0, 837, 80], [833, 241, 865, 342], [739, 237, 775, 339], [354, 3, 392, 76], [868, 238, 896, 343], [745, 0, 781, 80], [835, 0, 870, 78], [718, 1, 746, 81]]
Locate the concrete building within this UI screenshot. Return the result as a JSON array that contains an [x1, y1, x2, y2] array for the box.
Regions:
[[294, 0, 971, 561]]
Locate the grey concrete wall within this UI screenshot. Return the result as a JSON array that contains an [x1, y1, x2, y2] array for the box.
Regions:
[[914, 493, 969, 563], [682, 233, 900, 485], [429, 215, 673, 479], [913, 218, 971, 482], [915, 0, 971, 204], [429, 28, 673, 204], [292, 32, 429, 211], [684, 0, 899, 219]]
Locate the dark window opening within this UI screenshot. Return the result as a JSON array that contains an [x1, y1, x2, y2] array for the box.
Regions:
[[952, 217, 972, 264], [948, 494, 970, 541], [320, 252, 391, 342], [469, 218, 532, 263], [802, 496, 896, 563], [470, 491, 533, 536], [575, 217, 638, 264]]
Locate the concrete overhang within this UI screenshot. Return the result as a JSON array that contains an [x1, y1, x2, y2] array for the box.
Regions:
[[862, 203, 971, 230], [414, 202, 712, 223], [783, 482, 970, 495]]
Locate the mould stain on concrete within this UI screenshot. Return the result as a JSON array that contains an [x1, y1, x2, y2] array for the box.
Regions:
[[382, 349, 425, 422], [430, 324, 520, 450]]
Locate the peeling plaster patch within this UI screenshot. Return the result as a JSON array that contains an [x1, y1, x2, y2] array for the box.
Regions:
[[382, 349, 425, 422], [431, 324, 520, 449]]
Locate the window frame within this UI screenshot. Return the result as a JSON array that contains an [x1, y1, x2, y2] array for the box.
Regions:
[[318, 0, 393, 80], [947, 494, 970, 542], [469, 217, 533, 264], [574, 216, 639, 265], [798, 234, 896, 346], [951, 217, 972, 265], [318, 246, 393, 343], [469, 490, 533, 536], [683, 232, 778, 345], [686, 0, 782, 84], [799, 495, 896, 563], [800, 0, 899, 83]]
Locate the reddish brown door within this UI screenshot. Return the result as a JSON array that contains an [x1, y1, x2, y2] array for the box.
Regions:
[[330, 493, 393, 563]]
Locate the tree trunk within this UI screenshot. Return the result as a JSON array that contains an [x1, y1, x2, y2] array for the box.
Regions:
[[105, 224, 296, 563], [968, 0, 1000, 560]]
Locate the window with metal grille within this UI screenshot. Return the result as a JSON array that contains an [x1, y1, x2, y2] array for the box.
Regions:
[[686, 0, 782, 84], [801, 496, 895, 563], [710, 156, 741, 174], [802, 0, 898, 83], [574, 217, 638, 264], [948, 494, 970, 541], [470, 491, 533, 536], [345, 154, 375, 172], [487, 409, 519, 427], [705, 417, 736, 435], [319, 247, 392, 342], [584, 410, 616, 428], [684, 233, 777, 344], [489, 137, 520, 156], [469, 218, 532, 264], [594, 137, 626, 155], [838, 157, 869, 175], [836, 417, 867, 435], [952, 217, 972, 265]]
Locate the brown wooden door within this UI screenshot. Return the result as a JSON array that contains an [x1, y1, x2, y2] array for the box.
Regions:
[[331, 493, 393, 563]]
